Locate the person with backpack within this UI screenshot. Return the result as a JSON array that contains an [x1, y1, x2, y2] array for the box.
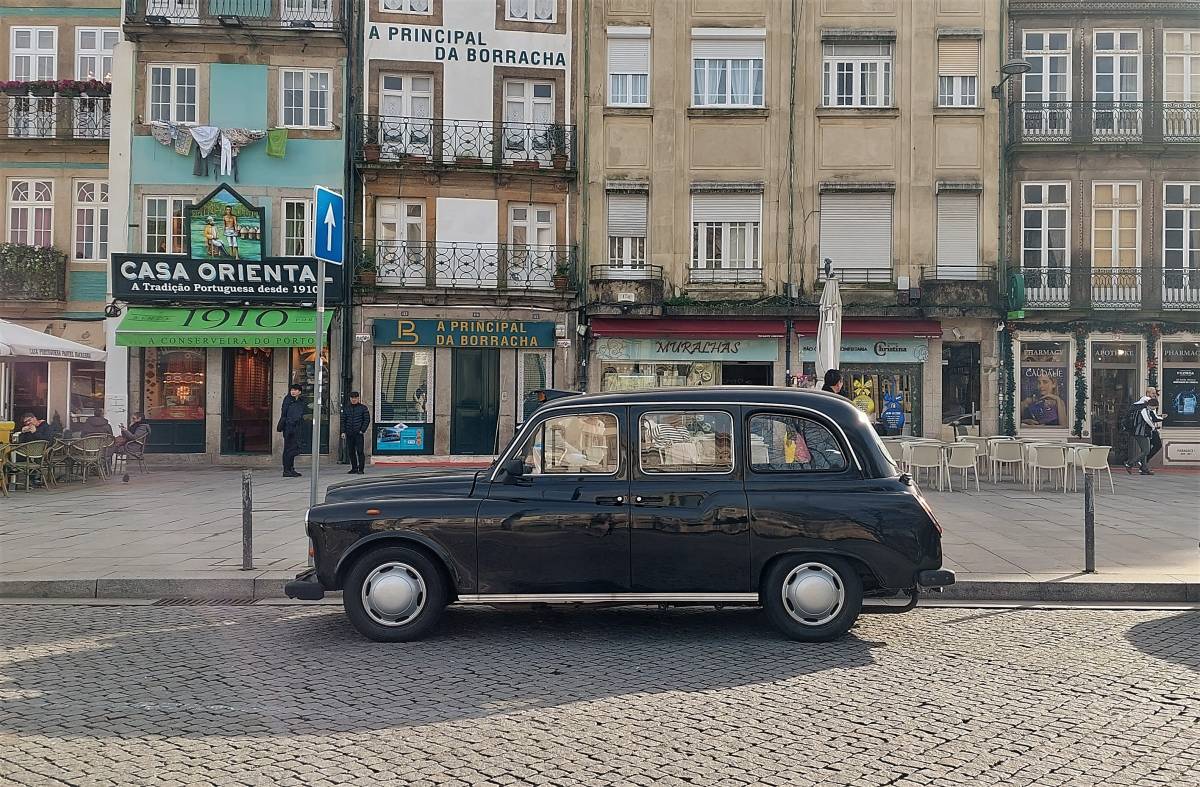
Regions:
[[1122, 389, 1164, 475]]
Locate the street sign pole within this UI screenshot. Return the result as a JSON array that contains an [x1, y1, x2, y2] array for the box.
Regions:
[[309, 254, 326, 516]]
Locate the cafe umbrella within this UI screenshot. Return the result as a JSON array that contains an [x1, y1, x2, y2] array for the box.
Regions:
[[0, 318, 107, 362], [815, 260, 842, 386]]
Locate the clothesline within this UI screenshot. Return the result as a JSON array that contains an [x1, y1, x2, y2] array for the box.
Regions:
[[150, 122, 276, 181]]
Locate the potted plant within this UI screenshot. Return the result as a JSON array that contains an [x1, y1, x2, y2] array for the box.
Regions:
[[362, 123, 381, 163], [28, 80, 56, 97], [55, 79, 81, 98], [552, 257, 571, 291], [0, 81, 29, 97], [549, 123, 570, 170], [355, 250, 377, 287], [81, 79, 110, 98]]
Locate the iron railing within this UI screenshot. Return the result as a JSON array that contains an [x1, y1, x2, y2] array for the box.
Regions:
[[1089, 267, 1142, 309], [129, 0, 341, 29], [1020, 266, 1071, 308], [365, 241, 577, 291], [688, 267, 763, 284], [921, 265, 997, 282], [818, 266, 892, 285], [1163, 268, 1200, 310], [359, 116, 576, 173], [0, 243, 68, 301], [1011, 101, 1200, 144], [590, 264, 664, 281], [0, 95, 110, 140]]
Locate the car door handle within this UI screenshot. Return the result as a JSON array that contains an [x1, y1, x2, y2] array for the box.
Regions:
[[634, 496, 664, 505], [595, 495, 625, 506]]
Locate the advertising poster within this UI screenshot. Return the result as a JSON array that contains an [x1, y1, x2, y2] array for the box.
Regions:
[[1020, 343, 1068, 426], [1165, 367, 1200, 428]]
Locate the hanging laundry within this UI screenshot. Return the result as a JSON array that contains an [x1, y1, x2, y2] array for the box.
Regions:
[[220, 128, 267, 179], [189, 126, 221, 158], [149, 121, 194, 155], [266, 128, 288, 158]]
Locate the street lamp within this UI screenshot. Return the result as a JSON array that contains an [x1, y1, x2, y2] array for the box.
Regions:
[[991, 59, 1033, 99]]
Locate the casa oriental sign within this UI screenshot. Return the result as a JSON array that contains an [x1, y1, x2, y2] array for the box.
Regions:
[[111, 255, 345, 304]]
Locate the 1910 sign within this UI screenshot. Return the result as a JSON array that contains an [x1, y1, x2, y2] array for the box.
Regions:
[[111, 254, 345, 304]]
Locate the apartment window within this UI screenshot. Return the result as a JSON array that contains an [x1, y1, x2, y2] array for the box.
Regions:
[[690, 193, 762, 282], [144, 196, 190, 254], [281, 68, 332, 129], [819, 192, 893, 281], [935, 192, 981, 278], [376, 199, 426, 284], [506, 0, 555, 23], [937, 38, 979, 107], [76, 28, 119, 80], [1022, 31, 1071, 136], [1163, 183, 1200, 291], [822, 42, 892, 107], [73, 180, 109, 261], [606, 193, 648, 273], [281, 199, 311, 257], [509, 204, 556, 288], [381, 0, 431, 11], [1091, 182, 1140, 268], [503, 80, 554, 163], [10, 27, 57, 80], [691, 30, 765, 108], [608, 28, 650, 106], [1021, 183, 1070, 277], [1165, 31, 1200, 108], [1094, 31, 1141, 103], [7, 180, 53, 247], [148, 65, 198, 124]]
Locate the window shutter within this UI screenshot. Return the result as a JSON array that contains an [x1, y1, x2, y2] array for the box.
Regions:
[[820, 192, 892, 271], [608, 36, 649, 74], [938, 38, 980, 77], [936, 193, 981, 277], [691, 193, 762, 223], [692, 38, 765, 60], [607, 194, 648, 237]]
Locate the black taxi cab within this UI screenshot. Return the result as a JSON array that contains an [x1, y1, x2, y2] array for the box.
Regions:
[[285, 387, 954, 642]]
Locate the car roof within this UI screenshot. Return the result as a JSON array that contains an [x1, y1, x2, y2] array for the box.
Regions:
[[539, 386, 862, 416]]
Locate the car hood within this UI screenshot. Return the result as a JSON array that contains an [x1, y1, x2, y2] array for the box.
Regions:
[[323, 469, 486, 502]]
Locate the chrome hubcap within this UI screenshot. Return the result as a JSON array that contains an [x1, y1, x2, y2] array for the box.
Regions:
[[781, 562, 845, 626], [361, 562, 426, 627]]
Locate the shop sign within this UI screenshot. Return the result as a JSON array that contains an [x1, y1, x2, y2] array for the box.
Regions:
[[368, 25, 567, 66], [594, 337, 779, 363], [111, 255, 345, 304], [115, 307, 332, 348], [797, 338, 929, 364], [1164, 441, 1200, 463], [1162, 341, 1200, 365], [1091, 342, 1138, 366], [374, 319, 557, 348]]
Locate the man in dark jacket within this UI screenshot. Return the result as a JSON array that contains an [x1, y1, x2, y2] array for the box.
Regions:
[[17, 413, 50, 443], [341, 390, 372, 474], [278, 383, 306, 478]]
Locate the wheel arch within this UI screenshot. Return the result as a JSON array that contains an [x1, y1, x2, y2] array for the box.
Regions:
[[757, 549, 882, 601], [334, 532, 460, 600]]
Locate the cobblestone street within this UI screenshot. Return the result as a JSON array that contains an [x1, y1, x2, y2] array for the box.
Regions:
[[0, 603, 1196, 786]]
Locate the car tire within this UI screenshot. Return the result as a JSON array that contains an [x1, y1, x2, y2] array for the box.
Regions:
[[763, 554, 863, 642], [343, 545, 448, 642]]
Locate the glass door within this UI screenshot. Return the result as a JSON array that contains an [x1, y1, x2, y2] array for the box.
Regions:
[[1093, 31, 1141, 140], [221, 347, 273, 454], [508, 204, 555, 288], [378, 73, 433, 159], [1090, 341, 1140, 463], [502, 80, 553, 164]]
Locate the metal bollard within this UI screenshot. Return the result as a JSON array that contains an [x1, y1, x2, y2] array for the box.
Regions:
[[241, 470, 254, 571], [1083, 473, 1095, 573]]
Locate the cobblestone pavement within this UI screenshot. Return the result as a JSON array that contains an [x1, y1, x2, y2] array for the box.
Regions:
[[0, 604, 1196, 787]]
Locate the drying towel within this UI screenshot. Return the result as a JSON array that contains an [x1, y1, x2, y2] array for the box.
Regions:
[[266, 127, 288, 158]]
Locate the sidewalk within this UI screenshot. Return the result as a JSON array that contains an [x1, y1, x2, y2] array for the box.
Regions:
[[0, 461, 1196, 601]]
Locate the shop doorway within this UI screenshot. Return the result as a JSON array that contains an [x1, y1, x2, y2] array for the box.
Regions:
[[1090, 341, 1140, 464], [6, 361, 48, 422], [451, 349, 500, 455], [942, 342, 981, 434], [721, 362, 772, 386], [221, 348, 274, 454]]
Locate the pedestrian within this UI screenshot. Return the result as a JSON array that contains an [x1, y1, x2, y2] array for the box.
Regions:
[[1143, 388, 1166, 464], [1123, 388, 1163, 475], [821, 369, 844, 394], [277, 383, 306, 478], [341, 390, 372, 475]]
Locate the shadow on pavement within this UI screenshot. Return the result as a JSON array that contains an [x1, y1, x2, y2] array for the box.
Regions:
[[0, 604, 881, 739], [1124, 611, 1200, 672]]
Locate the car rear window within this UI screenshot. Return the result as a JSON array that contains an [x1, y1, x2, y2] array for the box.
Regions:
[[748, 414, 848, 473]]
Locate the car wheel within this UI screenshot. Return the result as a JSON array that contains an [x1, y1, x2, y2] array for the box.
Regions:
[[343, 546, 447, 642], [763, 554, 863, 642]]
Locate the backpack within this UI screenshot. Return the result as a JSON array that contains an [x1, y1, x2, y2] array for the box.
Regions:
[[1118, 402, 1144, 435]]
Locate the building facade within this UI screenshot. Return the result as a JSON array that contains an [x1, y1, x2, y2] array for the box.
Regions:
[[353, 0, 578, 458], [104, 0, 350, 465], [582, 0, 1003, 439], [1002, 0, 1200, 465], [0, 0, 119, 428]]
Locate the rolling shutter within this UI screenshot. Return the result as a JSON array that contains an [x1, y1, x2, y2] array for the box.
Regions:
[[936, 193, 981, 277], [819, 192, 892, 270], [692, 36, 765, 61], [691, 193, 762, 223], [607, 193, 648, 237], [938, 38, 980, 77], [608, 30, 650, 74]]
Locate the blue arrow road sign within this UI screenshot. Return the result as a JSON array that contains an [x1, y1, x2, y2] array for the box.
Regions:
[[313, 185, 344, 266]]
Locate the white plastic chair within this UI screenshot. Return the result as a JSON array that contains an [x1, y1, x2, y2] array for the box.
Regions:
[[907, 444, 946, 491], [945, 443, 980, 492], [990, 440, 1024, 483], [883, 440, 907, 470], [1029, 445, 1068, 493], [1077, 445, 1115, 493], [957, 435, 990, 473]]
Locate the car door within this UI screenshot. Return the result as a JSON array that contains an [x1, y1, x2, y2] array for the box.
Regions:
[[477, 407, 631, 594], [629, 405, 751, 592]]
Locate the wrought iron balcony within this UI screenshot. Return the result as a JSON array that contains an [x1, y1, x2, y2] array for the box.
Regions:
[[365, 240, 577, 292], [0, 94, 110, 140], [1089, 267, 1142, 309], [0, 243, 67, 301], [126, 0, 341, 30], [1019, 266, 1070, 308], [688, 267, 763, 285], [358, 116, 576, 174], [818, 266, 892, 285], [1163, 268, 1200, 310], [1010, 101, 1200, 145]]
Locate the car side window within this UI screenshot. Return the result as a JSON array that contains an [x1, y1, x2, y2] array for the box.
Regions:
[[639, 411, 734, 473], [748, 413, 848, 473], [518, 413, 620, 475]]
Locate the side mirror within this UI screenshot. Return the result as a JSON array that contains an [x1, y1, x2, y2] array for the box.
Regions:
[[499, 457, 531, 484]]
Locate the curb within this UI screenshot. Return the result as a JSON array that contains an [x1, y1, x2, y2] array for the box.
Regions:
[[0, 578, 1195, 603]]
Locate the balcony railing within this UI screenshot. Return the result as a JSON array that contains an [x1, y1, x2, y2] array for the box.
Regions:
[[1163, 268, 1200, 310], [0, 244, 67, 301], [128, 0, 341, 29], [1011, 101, 1200, 145], [591, 264, 663, 281], [366, 241, 576, 291], [359, 116, 576, 173], [688, 267, 763, 284], [921, 265, 996, 282], [0, 95, 110, 140], [1019, 266, 1071, 308], [1089, 267, 1142, 309], [819, 266, 892, 285]]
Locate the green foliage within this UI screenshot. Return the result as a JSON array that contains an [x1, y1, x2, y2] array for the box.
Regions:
[[0, 243, 66, 300]]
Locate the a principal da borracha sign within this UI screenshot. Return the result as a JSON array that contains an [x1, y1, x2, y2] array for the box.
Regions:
[[111, 254, 345, 304]]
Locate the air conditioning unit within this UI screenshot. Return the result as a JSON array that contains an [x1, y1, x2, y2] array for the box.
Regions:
[[617, 292, 636, 303]]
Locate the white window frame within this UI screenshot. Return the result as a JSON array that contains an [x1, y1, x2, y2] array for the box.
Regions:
[[281, 198, 312, 258], [280, 67, 332, 130], [690, 198, 762, 283], [1020, 182, 1071, 304], [1164, 30, 1200, 102], [73, 180, 109, 262], [505, 0, 555, 23], [1090, 181, 1141, 270], [1093, 30, 1142, 102], [938, 76, 977, 107], [147, 64, 198, 124], [608, 27, 650, 107], [375, 198, 427, 285], [379, 0, 433, 12], [609, 236, 647, 270], [1022, 30, 1072, 101], [1162, 182, 1200, 297], [822, 42, 892, 107], [143, 195, 191, 254], [75, 27, 119, 81], [9, 26, 57, 81], [7, 179, 54, 247]]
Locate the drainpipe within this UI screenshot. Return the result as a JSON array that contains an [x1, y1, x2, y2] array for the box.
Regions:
[[784, 0, 799, 385], [577, 0, 592, 391]]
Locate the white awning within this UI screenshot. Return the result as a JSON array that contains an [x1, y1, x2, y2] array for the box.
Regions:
[[0, 318, 107, 361]]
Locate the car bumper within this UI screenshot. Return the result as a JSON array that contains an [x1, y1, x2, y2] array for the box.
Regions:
[[284, 568, 325, 601], [918, 569, 956, 588]]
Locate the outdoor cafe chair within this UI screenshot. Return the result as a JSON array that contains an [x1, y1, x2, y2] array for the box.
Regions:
[[906, 443, 946, 491], [945, 443, 980, 492], [0, 444, 11, 497], [7, 440, 50, 492], [882, 440, 907, 470], [44, 440, 72, 486], [990, 440, 1024, 484], [1076, 445, 1115, 494], [110, 435, 149, 476], [68, 435, 107, 483], [956, 435, 990, 472], [1028, 445, 1069, 493]]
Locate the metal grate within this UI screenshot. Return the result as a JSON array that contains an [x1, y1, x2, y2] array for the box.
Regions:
[[152, 598, 257, 607]]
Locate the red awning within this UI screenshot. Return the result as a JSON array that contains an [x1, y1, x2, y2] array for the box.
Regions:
[[793, 319, 942, 338], [590, 318, 788, 339]]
